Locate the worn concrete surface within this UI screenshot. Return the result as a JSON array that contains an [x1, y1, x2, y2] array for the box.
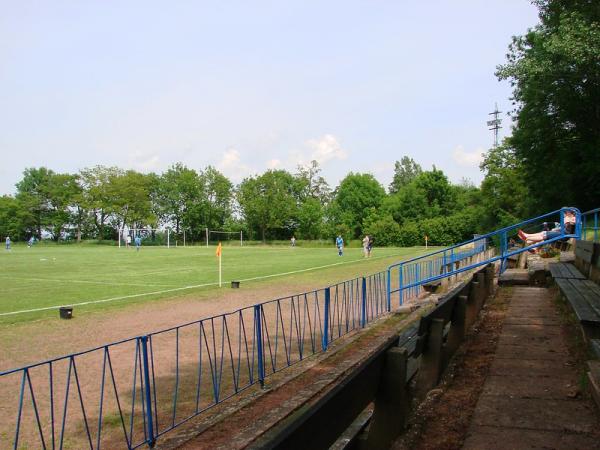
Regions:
[[462, 286, 600, 449]]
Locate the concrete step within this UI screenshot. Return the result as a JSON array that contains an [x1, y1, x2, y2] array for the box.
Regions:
[[498, 269, 529, 286]]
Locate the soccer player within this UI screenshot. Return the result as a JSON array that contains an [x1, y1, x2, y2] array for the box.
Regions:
[[336, 235, 344, 256], [134, 235, 142, 251], [5, 236, 11, 250], [27, 236, 34, 248]]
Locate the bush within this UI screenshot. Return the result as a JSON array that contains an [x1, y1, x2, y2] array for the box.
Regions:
[[363, 214, 401, 246], [398, 220, 422, 246]]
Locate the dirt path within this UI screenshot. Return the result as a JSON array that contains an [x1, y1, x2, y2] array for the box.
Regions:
[[394, 286, 600, 450]]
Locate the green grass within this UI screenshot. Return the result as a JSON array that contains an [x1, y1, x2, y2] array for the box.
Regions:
[[0, 244, 432, 324]]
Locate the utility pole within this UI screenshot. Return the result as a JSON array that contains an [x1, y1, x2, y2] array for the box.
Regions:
[[487, 103, 502, 148]]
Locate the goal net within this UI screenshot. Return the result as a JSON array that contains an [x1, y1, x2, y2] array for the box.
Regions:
[[206, 229, 243, 246]]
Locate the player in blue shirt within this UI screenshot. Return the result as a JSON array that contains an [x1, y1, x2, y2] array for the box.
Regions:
[[5, 236, 11, 250], [134, 235, 142, 251], [336, 235, 344, 256]]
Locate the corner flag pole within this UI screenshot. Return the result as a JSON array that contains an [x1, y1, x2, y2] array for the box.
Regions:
[[216, 242, 222, 287]]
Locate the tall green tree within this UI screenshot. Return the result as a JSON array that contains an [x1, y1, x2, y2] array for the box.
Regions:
[[296, 160, 331, 203], [107, 170, 156, 234], [15, 167, 54, 239], [154, 163, 203, 234], [332, 173, 386, 238], [496, 0, 600, 212], [480, 144, 531, 230], [80, 166, 123, 239], [202, 166, 234, 232], [237, 170, 300, 241], [44, 173, 81, 241], [0, 196, 23, 240], [389, 156, 423, 194]]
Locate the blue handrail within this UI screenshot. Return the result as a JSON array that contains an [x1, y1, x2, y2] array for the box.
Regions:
[[387, 207, 581, 306], [582, 207, 600, 242]]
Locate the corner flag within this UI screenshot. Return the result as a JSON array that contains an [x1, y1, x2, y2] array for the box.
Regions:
[[216, 242, 222, 287]]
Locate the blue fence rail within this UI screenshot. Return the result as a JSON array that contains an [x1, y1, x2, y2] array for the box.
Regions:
[[582, 207, 600, 243], [7, 205, 579, 449], [387, 207, 582, 307]]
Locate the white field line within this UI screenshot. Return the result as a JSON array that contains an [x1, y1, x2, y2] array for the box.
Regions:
[[0, 275, 179, 288], [0, 252, 406, 317]]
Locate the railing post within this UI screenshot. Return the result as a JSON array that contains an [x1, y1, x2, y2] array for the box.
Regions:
[[361, 277, 367, 327], [254, 305, 265, 387], [322, 287, 330, 351], [500, 231, 508, 273], [386, 269, 391, 312], [140, 336, 156, 448], [399, 265, 404, 305]]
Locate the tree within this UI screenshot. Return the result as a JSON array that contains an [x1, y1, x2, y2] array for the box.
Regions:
[[0, 196, 23, 240], [413, 167, 457, 216], [296, 160, 331, 203], [202, 166, 234, 232], [237, 170, 299, 241], [44, 173, 81, 241], [107, 170, 156, 235], [382, 183, 428, 225], [332, 173, 386, 238], [297, 197, 324, 239], [382, 168, 456, 224], [480, 144, 530, 230], [154, 163, 203, 234], [389, 156, 422, 194], [362, 209, 401, 246], [79, 166, 123, 239], [15, 167, 54, 239], [496, 0, 600, 213]]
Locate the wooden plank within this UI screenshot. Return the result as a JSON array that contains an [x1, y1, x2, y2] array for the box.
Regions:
[[578, 280, 600, 317], [549, 263, 585, 279], [549, 264, 564, 278], [566, 264, 586, 279], [575, 240, 594, 264], [556, 279, 600, 324], [590, 339, 600, 359]]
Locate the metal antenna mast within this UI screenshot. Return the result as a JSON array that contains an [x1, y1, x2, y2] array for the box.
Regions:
[[487, 103, 502, 148]]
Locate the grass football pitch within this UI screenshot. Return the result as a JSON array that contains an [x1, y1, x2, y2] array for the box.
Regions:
[[0, 244, 430, 325]]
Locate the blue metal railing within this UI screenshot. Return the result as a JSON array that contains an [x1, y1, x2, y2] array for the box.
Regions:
[[387, 207, 581, 306], [0, 270, 396, 449], [582, 207, 600, 242]]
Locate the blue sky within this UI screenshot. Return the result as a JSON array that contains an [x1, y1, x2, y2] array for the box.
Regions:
[[0, 1, 540, 195]]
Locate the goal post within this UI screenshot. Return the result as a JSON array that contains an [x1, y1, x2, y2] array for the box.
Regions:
[[119, 228, 172, 248], [206, 229, 243, 247]]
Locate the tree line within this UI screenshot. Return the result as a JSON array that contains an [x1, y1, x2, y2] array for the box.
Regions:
[[0, 158, 498, 246]]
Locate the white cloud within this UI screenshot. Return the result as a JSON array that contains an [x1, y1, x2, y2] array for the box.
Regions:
[[128, 150, 161, 172], [216, 148, 253, 181], [306, 134, 348, 165], [266, 159, 281, 169], [452, 145, 484, 167]]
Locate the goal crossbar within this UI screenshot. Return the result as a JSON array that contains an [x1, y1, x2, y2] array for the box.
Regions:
[[205, 229, 243, 246]]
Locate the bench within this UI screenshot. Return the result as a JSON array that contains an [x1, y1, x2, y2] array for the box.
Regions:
[[554, 277, 600, 340], [574, 240, 597, 277], [549, 262, 586, 280]]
